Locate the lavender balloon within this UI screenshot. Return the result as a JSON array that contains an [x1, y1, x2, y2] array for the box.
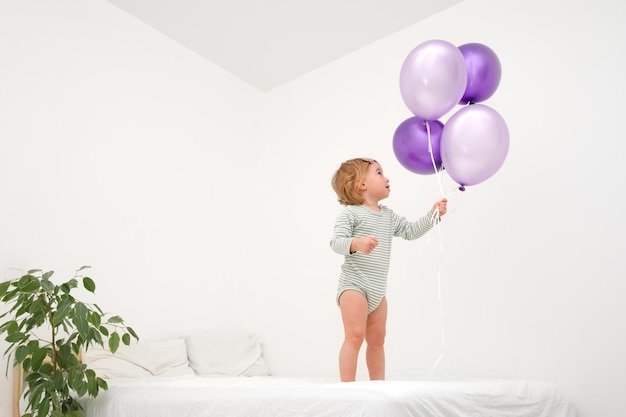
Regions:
[[458, 43, 502, 104], [393, 117, 444, 175], [441, 104, 509, 187], [399, 39, 467, 121]]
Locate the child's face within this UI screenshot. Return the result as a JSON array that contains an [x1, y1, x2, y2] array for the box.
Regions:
[[362, 162, 390, 201]]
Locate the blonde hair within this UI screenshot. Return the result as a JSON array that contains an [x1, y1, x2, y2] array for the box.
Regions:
[[331, 158, 376, 205]]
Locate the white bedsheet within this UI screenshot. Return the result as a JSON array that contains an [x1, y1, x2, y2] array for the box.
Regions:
[[78, 375, 576, 417]]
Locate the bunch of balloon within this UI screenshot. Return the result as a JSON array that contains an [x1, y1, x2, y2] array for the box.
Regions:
[[393, 40, 510, 191], [393, 39, 466, 176], [441, 43, 509, 191]]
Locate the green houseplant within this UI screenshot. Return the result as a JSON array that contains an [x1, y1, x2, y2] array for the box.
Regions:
[[0, 266, 138, 417]]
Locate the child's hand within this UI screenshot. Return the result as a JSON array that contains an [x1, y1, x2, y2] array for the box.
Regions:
[[431, 198, 448, 217], [350, 237, 379, 254]]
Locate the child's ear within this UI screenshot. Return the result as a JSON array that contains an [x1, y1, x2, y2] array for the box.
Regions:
[[355, 179, 366, 191]]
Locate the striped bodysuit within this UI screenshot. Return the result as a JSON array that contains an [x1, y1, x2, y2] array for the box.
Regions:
[[330, 204, 438, 314]]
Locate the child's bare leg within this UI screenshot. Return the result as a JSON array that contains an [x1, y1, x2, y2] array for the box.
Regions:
[[365, 297, 387, 380], [338, 290, 368, 382]]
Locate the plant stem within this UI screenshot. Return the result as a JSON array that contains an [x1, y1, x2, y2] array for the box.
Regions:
[[49, 310, 58, 374]]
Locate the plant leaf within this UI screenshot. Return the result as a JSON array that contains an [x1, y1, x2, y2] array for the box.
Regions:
[[52, 370, 65, 390], [0, 281, 10, 296], [15, 344, 28, 363], [82, 277, 96, 293], [19, 278, 40, 293], [5, 332, 26, 343], [37, 395, 50, 417], [39, 363, 53, 375], [108, 332, 120, 353], [40, 279, 54, 293], [106, 316, 123, 324], [0, 319, 17, 334], [93, 303, 104, 315], [98, 326, 109, 337], [72, 373, 88, 397], [52, 297, 72, 327], [88, 312, 101, 328], [58, 344, 72, 365], [30, 347, 47, 371], [96, 377, 108, 390], [127, 327, 139, 340], [73, 303, 89, 336]]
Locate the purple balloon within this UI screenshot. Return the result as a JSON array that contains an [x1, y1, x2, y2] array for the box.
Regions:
[[393, 117, 444, 175], [441, 104, 509, 187], [399, 39, 467, 121], [458, 43, 502, 104]]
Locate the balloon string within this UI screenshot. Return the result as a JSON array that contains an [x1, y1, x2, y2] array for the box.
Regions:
[[425, 208, 446, 378], [424, 174, 466, 378], [428, 353, 444, 379], [425, 120, 445, 198], [424, 120, 457, 378], [442, 186, 463, 216]]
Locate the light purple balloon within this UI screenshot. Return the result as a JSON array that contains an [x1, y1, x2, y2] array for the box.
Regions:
[[458, 43, 502, 104], [399, 39, 467, 121], [393, 117, 444, 175], [441, 104, 509, 187]]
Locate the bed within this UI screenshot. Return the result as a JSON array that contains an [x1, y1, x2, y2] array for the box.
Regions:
[[13, 331, 577, 417], [76, 375, 576, 417]]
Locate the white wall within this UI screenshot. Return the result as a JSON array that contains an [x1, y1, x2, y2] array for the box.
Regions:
[[1, 1, 624, 417], [0, 0, 263, 411]]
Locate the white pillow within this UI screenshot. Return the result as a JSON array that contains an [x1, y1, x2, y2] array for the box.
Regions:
[[185, 331, 271, 376], [82, 338, 195, 379]]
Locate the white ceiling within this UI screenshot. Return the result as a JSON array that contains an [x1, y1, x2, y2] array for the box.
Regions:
[[104, 0, 465, 92]]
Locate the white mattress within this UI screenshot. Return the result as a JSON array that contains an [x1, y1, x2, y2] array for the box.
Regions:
[[77, 375, 576, 417]]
